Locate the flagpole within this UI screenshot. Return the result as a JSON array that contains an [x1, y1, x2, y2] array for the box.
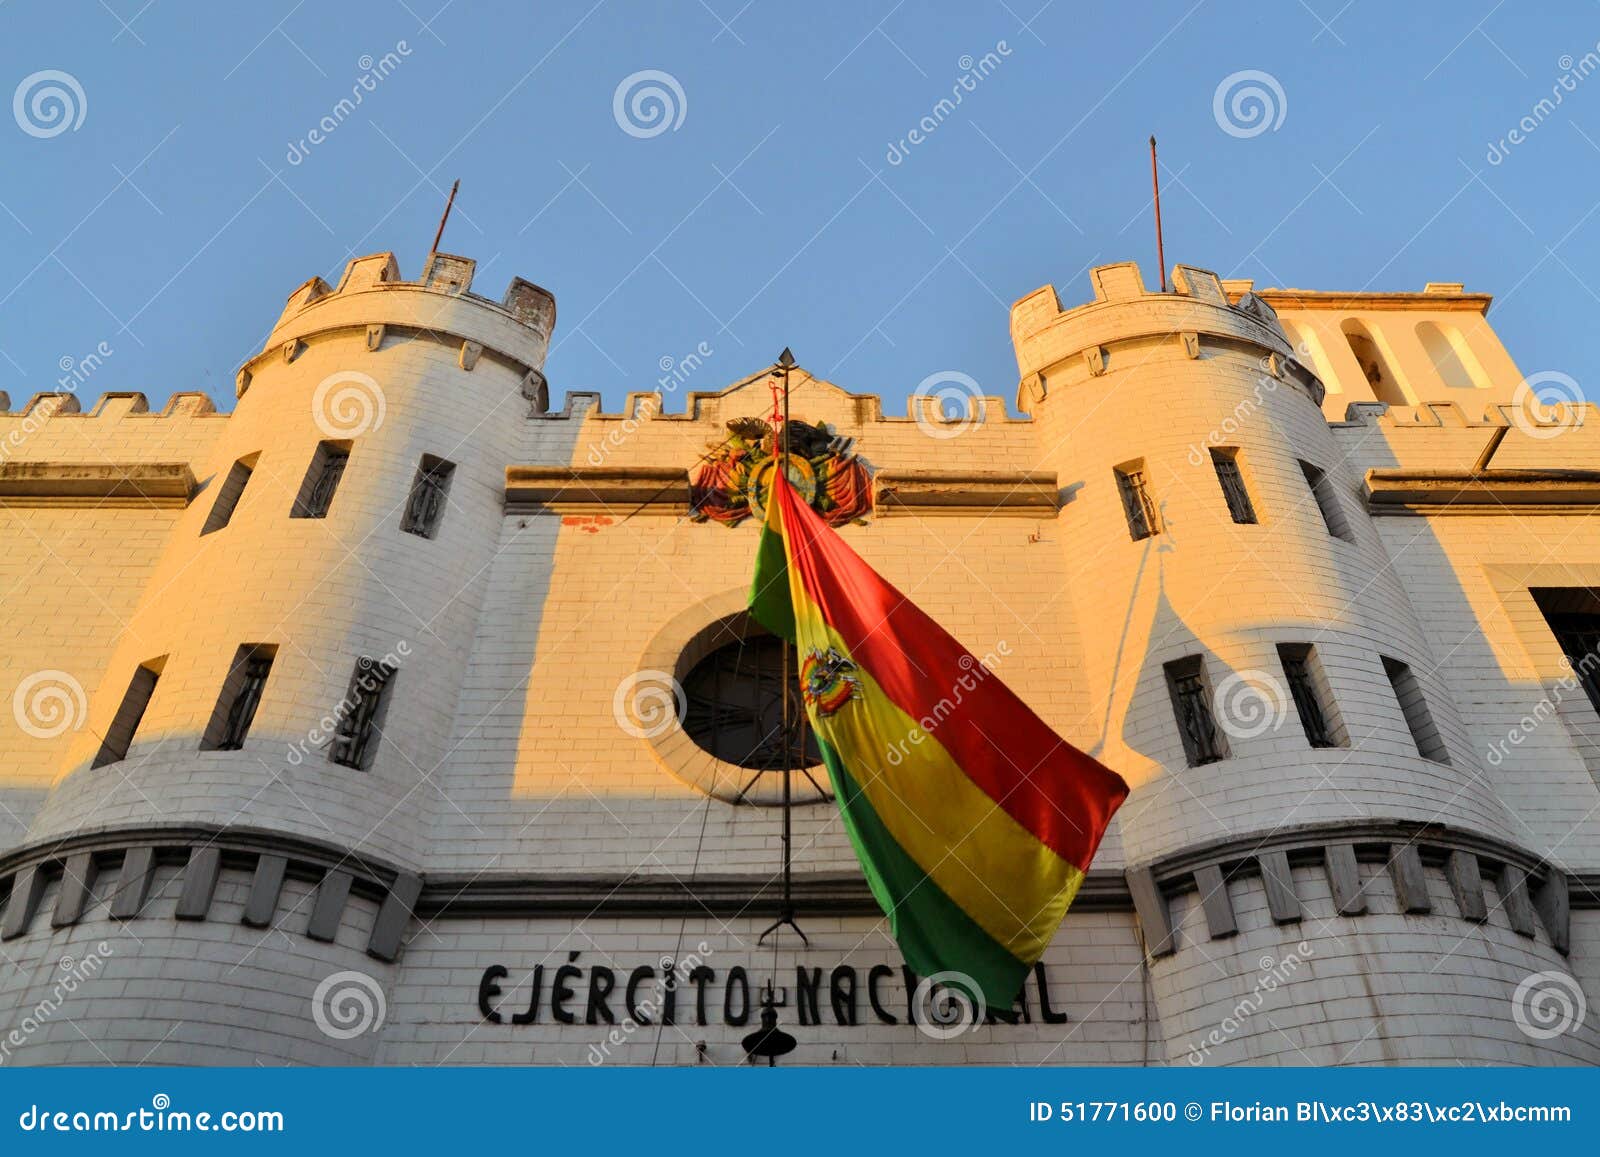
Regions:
[[760, 347, 805, 947]]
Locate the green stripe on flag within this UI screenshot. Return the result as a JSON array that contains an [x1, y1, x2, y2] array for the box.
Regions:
[[820, 737, 1029, 1012], [748, 520, 795, 642]]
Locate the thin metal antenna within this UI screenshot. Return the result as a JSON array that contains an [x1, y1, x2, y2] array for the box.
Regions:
[[429, 179, 460, 256], [1149, 137, 1166, 292]]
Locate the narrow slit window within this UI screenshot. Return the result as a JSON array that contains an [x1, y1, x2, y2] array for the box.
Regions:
[[1115, 461, 1160, 541], [291, 440, 351, 519], [1300, 460, 1353, 542], [202, 644, 277, 751], [329, 657, 397, 770], [1382, 655, 1449, 764], [1210, 448, 1258, 524], [93, 656, 166, 768], [1165, 656, 1228, 766], [201, 453, 258, 535], [1277, 643, 1346, 748], [400, 455, 455, 539]]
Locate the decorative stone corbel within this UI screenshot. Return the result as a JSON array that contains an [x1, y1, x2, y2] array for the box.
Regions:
[[522, 369, 549, 412], [282, 339, 305, 363], [366, 324, 386, 352], [1083, 346, 1107, 377], [459, 341, 483, 371], [1180, 332, 1201, 359]]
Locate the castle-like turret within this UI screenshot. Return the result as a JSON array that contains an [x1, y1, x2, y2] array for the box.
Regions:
[[5, 253, 554, 1063], [1013, 262, 1592, 1065]]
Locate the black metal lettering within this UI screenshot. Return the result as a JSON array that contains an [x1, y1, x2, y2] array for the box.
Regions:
[[829, 965, 858, 1026], [1035, 962, 1068, 1024], [552, 952, 581, 1025], [585, 966, 617, 1025], [796, 966, 822, 1026], [511, 964, 544, 1025], [688, 965, 715, 1026], [625, 965, 655, 1025], [867, 964, 897, 1024], [477, 964, 507, 1024], [723, 966, 750, 1026]]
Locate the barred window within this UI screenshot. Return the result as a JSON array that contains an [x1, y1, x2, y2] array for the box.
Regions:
[[401, 455, 455, 539], [329, 658, 397, 770], [1115, 462, 1160, 541], [1165, 656, 1227, 766], [292, 440, 351, 519], [203, 644, 276, 751], [1210, 448, 1258, 524], [1277, 643, 1345, 748]]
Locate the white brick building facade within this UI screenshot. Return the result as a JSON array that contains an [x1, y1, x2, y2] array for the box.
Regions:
[[1, 250, 1597, 1065]]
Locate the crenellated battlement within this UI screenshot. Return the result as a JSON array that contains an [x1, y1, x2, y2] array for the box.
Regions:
[[239, 250, 558, 402], [0, 391, 218, 422], [534, 365, 1024, 432], [1010, 262, 1312, 414]]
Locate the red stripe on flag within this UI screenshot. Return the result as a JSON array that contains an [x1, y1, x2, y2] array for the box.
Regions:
[[774, 477, 1127, 869]]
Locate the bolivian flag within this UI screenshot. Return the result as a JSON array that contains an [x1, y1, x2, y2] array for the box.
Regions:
[[749, 470, 1128, 1010]]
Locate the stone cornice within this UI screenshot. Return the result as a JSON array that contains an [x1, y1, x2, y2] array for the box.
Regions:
[[1364, 468, 1600, 514], [0, 461, 195, 507]]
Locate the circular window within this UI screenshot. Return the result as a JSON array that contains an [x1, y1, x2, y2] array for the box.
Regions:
[[635, 597, 834, 806], [682, 634, 823, 773]]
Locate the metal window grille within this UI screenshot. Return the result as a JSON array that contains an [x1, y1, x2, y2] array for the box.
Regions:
[[401, 461, 452, 538], [217, 655, 272, 750], [298, 447, 349, 518], [1211, 451, 1258, 524], [1282, 652, 1332, 747], [1169, 666, 1225, 765], [329, 659, 396, 770], [1116, 468, 1159, 541], [683, 635, 818, 771]]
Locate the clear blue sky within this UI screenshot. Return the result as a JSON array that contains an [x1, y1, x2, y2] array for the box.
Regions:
[[2, 1, 1597, 413]]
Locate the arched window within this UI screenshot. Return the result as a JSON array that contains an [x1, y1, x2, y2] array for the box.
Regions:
[[1340, 321, 1407, 405], [1415, 321, 1484, 390]]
